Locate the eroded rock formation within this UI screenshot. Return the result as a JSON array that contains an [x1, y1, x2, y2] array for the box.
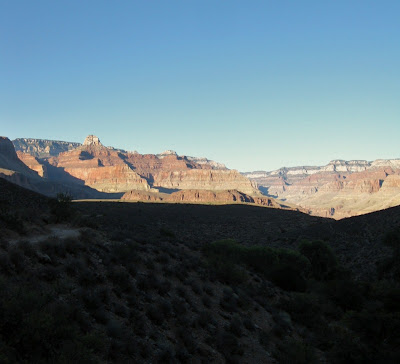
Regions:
[[121, 188, 288, 209], [42, 135, 259, 195], [245, 159, 400, 218], [13, 138, 81, 158]]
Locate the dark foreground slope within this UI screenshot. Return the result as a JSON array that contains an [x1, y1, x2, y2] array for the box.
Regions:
[[1, 180, 400, 363], [75, 201, 399, 280]]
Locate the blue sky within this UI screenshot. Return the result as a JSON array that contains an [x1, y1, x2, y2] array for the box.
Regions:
[[1, 1, 399, 171]]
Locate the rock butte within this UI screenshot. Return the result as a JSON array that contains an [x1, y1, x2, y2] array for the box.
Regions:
[[43, 135, 259, 195], [121, 189, 290, 209]]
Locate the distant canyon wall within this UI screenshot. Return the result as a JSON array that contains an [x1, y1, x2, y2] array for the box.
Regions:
[[244, 159, 400, 218]]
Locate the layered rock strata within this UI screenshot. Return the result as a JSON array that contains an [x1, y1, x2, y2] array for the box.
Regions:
[[47, 136, 151, 193], [245, 160, 400, 218], [13, 138, 81, 158], [44, 135, 259, 195], [122, 189, 287, 209]]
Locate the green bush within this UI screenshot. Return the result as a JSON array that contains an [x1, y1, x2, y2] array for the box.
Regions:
[[274, 338, 318, 364], [49, 193, 73, 222], [203, 239, 310, 291], [299, 240, 338, 280]]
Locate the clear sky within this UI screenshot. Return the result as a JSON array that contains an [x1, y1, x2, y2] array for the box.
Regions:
[[1, 1, 399, 172]]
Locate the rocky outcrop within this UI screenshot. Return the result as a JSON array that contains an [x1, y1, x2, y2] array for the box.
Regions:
[[13, 138, 81, 158], [120, 190, 164, 202], [167, 189, 254, 203], [0, 137, 40, 177], [83, 135, 101, 146], [121, 188, 288, 209], [48, 137, 151, 193], [1, 136, 122, 199], [16, 151, 47, 177], [152, 170, 259, 196]]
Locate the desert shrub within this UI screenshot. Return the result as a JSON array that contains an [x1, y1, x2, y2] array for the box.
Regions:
[[202, 294, 212, 308], [203, 283, 214, 296], [159, 227, 175, 238], [172, 297, 188, 316], [220, 288, 239, 313], [92, 308, 109, 324], [384, 229, 400, 248], [78, 267, 99, 287], [323, 279, 364, 311], [146, 304, 164, 325], [175, 345, 191, 363], [80, 288, 103, 311], [39, 237, 67, 259], [378, 229, 400, 281], [0, 211, 25, 233], [268, 263, 308, 292], [258, 330, 270, 350], [108, 266, 132, 291], [36, 266, 61, 282], [228, 314, 243, 337], [155, 344, 176, 363], [243, 317, 255, 331], [114, 303, 129, 318], [203, 239, 310, 290], [157, 279, 171, 296], [216, 329, 242, 359], [272, 311, 292, 337], [207, 257, 249, 285], [328, 325, 372, 364], [64, 237, 85, 254], [109, 241, 139, 264], [274, 338, 317, 364], [155, 252, 170, 265], [344, 309, 400, 348], [64, 257, 86, 276], [372, 281, 400, 311], [0, 283, 101, 363], [299, 240, 338, 280], [176, 327, 197, 353], [144, 258, 155, 270], [188, 279, 202, 295], [49, 193, 73, 223], [280, 292, 323, 328], [106, 319, 125, 339], [195, 310, 213, 329], [0, 252, 13, 274], [8, 247, 26, 273], [16, 240, 35, 257]]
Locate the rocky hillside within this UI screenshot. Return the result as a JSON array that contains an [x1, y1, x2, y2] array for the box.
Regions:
[[0, 136, 122, 199], [2, 178, 400, 363], [245, 159, 400, 218]]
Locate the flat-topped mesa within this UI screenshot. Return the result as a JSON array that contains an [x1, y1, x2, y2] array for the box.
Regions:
[[83, 135, 102, 147]]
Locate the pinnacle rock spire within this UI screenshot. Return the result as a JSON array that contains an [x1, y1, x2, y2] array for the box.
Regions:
[[83, 135, 102, 146]]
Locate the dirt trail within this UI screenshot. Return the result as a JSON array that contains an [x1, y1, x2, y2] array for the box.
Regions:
[[11, 225, 81, 244]]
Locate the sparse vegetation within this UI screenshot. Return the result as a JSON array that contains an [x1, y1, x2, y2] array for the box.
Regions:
[[2, 185, 400, 363]]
